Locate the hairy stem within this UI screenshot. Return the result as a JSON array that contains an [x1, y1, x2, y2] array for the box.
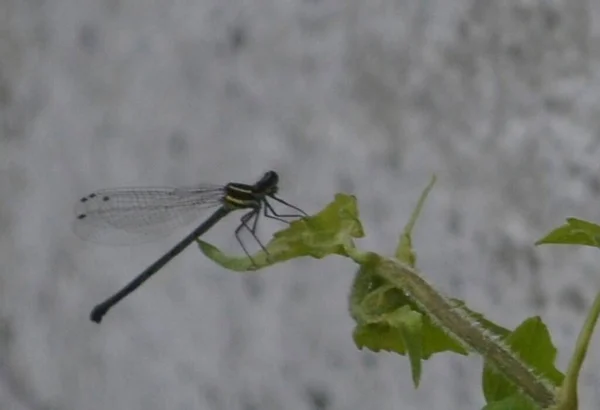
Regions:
[[377, 257, 557, 408]]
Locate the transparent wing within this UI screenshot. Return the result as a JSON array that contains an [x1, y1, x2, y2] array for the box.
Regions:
[[73, 184, 225, 245]]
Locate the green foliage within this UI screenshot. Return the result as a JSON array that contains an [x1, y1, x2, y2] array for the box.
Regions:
[[482, 317, 563, 403], [536, 218, 600, 248], [350, 268, 468, 361], [350, 175, 467, 388], [197, 193, 366, 270], [197, 177, 600, 410], [482, 395, 539, 410], [536, 219, 600, 410]]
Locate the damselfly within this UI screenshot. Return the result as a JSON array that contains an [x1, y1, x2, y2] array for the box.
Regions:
[[74, 170, 306, 323]]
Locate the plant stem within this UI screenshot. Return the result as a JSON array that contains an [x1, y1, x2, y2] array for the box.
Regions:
[[555, 290, 600, 410], [377, 257, 557, 408]]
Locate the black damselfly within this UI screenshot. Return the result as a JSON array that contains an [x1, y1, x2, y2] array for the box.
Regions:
[[74, 170, 306, 323]]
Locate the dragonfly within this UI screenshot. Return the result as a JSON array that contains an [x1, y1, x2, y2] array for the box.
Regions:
[[74, 170, 306, 323]]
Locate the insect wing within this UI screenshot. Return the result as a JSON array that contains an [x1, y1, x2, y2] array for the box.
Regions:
[[73, 185, 225, 245]]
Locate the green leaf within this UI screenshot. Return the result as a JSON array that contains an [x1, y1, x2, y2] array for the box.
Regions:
[[395, 175, 436, 266], [197, 193, 365, 271], [350, 260, 468, 359], [481, 394, 539, 410], [536, 218, 600, 248], [482, 317, 563, 404], [396, 308, 423, 387], [352, 305, 425, 386], [350, 176, 468, 362]]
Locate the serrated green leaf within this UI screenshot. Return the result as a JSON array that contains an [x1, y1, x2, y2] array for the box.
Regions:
[[197, 193, 364, 271], [536, 218, 600, 247], [482, 317, 563, 404]]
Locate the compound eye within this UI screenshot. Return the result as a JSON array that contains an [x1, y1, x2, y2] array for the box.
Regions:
[[267, 170, 279, 183]]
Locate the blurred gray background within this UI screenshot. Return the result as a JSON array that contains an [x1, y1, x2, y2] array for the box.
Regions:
[[2, 0, 600, 409]]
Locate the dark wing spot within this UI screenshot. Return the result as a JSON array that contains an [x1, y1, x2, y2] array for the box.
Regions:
[[89, 193, 97, 198], [77, 214, 87, 219], [80, 197, 88, 202], [102, 196, 110, 201]]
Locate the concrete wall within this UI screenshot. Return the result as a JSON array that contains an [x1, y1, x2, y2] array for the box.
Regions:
[[1, 0, 599, 408]]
